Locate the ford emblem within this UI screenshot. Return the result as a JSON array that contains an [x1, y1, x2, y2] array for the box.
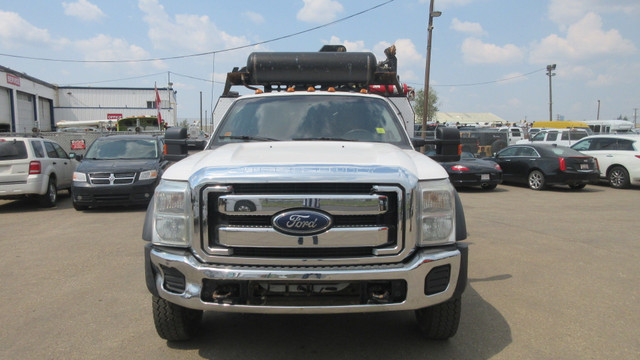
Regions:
[[271, 209, 333, 236]]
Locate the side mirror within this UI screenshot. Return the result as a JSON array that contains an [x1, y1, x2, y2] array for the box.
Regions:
[[70, 153, 83, 161], [428, 127, 461, 162], [164, 127, 189, 161]]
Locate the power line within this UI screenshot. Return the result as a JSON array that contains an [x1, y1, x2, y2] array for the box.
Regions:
[[433, 68, 546, 87], [0, 0, 395, 64], [62, 71, 167, 86]]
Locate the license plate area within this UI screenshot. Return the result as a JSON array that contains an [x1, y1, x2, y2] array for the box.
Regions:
[[580, 164, 589, 170], [481, 174, 490, 180]]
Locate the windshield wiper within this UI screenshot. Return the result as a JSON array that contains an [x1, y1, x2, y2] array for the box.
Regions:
[[219, 135, 280, 142]]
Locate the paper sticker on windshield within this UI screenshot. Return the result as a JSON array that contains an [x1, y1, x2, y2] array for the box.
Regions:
[[376, 128, 385, 134]]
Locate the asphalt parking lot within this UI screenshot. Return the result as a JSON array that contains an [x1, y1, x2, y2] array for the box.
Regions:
[[1, 182, 638, 360]]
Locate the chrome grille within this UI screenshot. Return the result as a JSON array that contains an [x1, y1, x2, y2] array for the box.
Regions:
[[88, 172, 136, 185], [203, 183, 402, 259]]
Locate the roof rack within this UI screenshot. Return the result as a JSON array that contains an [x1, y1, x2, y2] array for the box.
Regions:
[[222, 45, 406, 97]]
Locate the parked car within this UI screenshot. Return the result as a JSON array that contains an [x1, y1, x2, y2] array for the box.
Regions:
[[570, 135, 640, 189], [71, 135, 169, 210], [498, 126, 525, 145], [186, 125, 209, 149], [516, 128, 590, 147], [0, 136, 77, 207], [485, 144, 599, 190], [428, 151, 502, 190]]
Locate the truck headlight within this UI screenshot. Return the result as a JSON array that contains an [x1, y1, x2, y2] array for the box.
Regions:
[[417, 179, 455, 246], [152, 180, 192, 247]]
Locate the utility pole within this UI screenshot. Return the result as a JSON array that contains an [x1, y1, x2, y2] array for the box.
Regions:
[[597, 100, 600, 120], [422, 0, 441, 139], [546, 64, 556, 122]]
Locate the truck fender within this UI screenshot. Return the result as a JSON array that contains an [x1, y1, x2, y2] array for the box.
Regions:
[[142, 198, 155, 242], [454, 190, 467, 241]]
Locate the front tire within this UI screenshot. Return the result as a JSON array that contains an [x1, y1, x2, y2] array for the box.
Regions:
[[415, 297, 461, 340], [152, 296, 203, 341], [608, 166, 630, 189], [39, 177, 57, 207], [528, 170, 546, 190]]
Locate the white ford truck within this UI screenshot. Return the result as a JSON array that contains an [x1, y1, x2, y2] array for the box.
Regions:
[[143, 46, 468, 341]]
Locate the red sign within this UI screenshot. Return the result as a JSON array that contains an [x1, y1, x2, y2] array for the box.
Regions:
[[107, 113, 123, 120], [6, 74, 20, 87], [70, 139, 86, 150]]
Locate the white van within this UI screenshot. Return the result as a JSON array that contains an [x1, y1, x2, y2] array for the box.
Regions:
[[516, 128, 590, 146], [585, 120, 635, 134]]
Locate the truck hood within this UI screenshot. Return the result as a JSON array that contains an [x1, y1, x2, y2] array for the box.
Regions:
[[162, 142, 448, 182]]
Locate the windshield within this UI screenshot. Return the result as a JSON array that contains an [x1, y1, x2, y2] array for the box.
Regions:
[[212, 95, 410, 148], [85, 138, 159, 160]]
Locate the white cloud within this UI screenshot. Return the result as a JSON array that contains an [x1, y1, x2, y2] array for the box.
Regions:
[[62, 0, 105, 22], [461, 38, 524, 64], [529, 12, 636, 64], [297, 0, 343, 23], [242, 11, 265, 24], [450, 18, 486, 36], [0, 11, 51, 47], [325, 36, 367, 52], [138, 0, 249, 53], [548, 0, 640, 29], [74, 33, 161, 68]]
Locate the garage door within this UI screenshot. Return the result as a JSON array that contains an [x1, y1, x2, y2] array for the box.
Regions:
[[17, 91, 35, 132], [38, 97, 53, 131], [0, 87, 11, 132]]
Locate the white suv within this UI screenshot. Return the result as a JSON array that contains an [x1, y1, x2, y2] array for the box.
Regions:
[[0, 136, 78, 206], [517, 128, 589, 147], [571, 135, 640, 189]]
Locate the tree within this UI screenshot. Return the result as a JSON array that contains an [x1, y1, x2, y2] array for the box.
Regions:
[[412, 87, 439, 125]]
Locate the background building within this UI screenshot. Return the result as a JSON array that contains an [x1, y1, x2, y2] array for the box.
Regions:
[[0, 65, 177, 132], [1, 65, 56, 132]]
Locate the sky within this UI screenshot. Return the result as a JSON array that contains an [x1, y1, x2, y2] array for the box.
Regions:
[[0, 0, 638, 125]]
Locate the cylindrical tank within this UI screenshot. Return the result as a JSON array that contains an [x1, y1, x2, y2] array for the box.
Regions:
[[246, 52, 377, 86]]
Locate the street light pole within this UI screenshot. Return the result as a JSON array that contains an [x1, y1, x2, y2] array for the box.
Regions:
[[422, 0, 441, 139], [546, 64, 556, 122]]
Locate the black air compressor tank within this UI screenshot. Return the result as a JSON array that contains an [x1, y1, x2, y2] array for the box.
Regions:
[[246, 52, 378, 86]]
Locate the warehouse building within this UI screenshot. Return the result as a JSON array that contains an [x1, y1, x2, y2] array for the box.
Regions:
[[0, 65, 176, 132]]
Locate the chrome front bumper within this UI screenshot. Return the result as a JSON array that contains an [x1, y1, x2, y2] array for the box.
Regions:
[[146, 244, 466, 314]]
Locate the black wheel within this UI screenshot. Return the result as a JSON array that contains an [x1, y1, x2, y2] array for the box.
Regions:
[[234, 200, 256, 212], [152, 296, 202, 341], [415, 297, 461, 340], [528, 170, 545, 190], [481, 183, 497, 190], [568, 183, 586, 190], [39, 176, 57, 207], [608, 166, 630, 189]]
